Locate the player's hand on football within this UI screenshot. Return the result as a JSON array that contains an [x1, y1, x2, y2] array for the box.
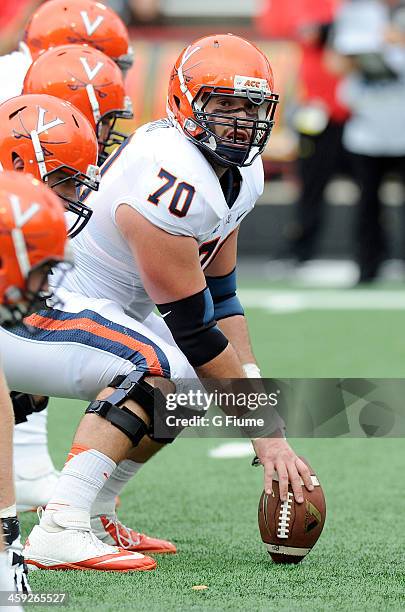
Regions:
[[252, 436, 314, 503]]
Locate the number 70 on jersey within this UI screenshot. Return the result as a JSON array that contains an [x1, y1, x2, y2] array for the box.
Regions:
[[147, 168, 195, 218]]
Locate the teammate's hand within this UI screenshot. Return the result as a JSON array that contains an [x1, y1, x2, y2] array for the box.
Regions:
[[252, 435, 314, 503]]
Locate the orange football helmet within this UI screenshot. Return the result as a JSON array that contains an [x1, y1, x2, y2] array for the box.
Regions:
[[0, 171, 69, 327], [23, 44, 133, 165], [167, 33, 279, 167], [22, 0, 133, 72], [0, 94, 99, 238]]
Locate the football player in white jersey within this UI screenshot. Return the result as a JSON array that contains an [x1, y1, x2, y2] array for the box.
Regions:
[[0, 0, 134, 513], [0, 34, 315, 571], [0, 170, 70, 596]]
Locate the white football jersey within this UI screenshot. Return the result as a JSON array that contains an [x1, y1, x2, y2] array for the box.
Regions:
[[60, 119, 264, 321], [0, 50, 31, 105]]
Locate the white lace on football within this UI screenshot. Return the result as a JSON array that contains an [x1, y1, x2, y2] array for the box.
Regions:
[[105, 515, 141, 549], [277, 491, 293, 539]]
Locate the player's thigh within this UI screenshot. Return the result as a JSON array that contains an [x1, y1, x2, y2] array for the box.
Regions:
[[1, 293, 194, 399], [0, 325, 128, 400]]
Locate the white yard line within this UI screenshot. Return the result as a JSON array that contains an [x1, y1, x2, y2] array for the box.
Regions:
[[239, 289, 405, 313], [208, 442, 254, 459]]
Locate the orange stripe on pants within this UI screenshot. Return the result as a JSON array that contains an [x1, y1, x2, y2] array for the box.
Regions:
[[25, 313, 164, 376]]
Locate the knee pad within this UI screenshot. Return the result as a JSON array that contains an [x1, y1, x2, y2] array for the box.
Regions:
[[10, 392, 49, 425], [85, 370, 176, 446]]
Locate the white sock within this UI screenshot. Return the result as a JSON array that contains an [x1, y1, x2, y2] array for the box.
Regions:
[[43, 446, 116, 528], [92, 460, 143, 517]]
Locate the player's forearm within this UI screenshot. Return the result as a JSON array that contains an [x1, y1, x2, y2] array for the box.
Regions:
[[195, 343, 246, 379], [217, 314, 257, 367], [205, 267, 259, 373], [0, 370, 15, 511]]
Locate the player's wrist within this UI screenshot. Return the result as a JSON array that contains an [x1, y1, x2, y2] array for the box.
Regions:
[[242, 362, 261, 378]]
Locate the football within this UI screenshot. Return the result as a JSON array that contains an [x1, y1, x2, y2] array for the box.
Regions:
[[258, 457, 326, 564]]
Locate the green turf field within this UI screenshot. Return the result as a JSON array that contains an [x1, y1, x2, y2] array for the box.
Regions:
[[20, 281, 405, 611]]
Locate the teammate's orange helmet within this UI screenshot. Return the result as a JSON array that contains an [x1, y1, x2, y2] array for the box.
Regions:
[[22, 0, 133, 71], [23, 45, 133, 165], [0, 94, 99, 238], [167, 33, 279, 167], [0, 171, 69, 327]]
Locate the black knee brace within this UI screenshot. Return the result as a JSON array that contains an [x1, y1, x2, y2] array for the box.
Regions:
[[85, 370, 174, 446], [10, 392, 49, 425]]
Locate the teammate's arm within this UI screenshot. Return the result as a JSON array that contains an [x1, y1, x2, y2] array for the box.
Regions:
[[204, 227, 258, 373]]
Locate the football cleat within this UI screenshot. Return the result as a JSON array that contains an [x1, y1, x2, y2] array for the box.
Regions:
[[91, 514, 176, 554], [15, 469, 60, 513], [24, 510, 156, 572]]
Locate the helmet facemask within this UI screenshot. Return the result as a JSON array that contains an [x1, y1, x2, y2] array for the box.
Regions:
[[96, 96, 133, 165], [182, 86, 279, 167], [115, 46, 134, 75], [0, 253, 72, 328], [43, 165, 99, 238]]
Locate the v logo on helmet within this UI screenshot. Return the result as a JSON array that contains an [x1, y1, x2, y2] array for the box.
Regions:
[[36, 107, 64, 136], [9, 194, 40, 278], [9, 194, 40, 228], [80, 57, 104, 81], [80, 11, 104, 36]]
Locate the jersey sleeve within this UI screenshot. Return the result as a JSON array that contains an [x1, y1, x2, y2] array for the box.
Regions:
[[113, 138, 205, 238]]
